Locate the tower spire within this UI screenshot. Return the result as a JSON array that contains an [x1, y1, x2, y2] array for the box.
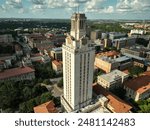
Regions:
[[77, 0, 79, 13], [77, 0, 80, 13]]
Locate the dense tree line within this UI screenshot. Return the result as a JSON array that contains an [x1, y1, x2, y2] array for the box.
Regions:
[[19, 92, 60, 113], [136, 38, 149, 47], [33, 62, 56, 79], [128, 66, 145, 77], [0, 80, 59, 113], [91, 23, 130, 33], [0, 20, 70, 30]]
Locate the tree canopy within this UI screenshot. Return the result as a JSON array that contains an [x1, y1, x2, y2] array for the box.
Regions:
[[0, 80, 48, 112], [91, 23, 130, 33], [137, 99, 150, 113], [33, 62, 56, 79], [128, 66, 144, 77], [136, 38, 149, 47]]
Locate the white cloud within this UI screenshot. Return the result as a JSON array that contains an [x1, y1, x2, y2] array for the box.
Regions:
[[48, 0, 64, 8], [0, 0, 114, 14], [48, 0, 84, 8], [31, 0, 65, 11], [6, 0, 23, 9], [116, 0, 150, 12], [0, 0, 24, 13], [64, 0, 78, 8], [31, 0, 87, 12], [30, 0, 48, 12], [84, 0, 114, 13], [32, 4, 47, 10], [85, 0, 103, 10], [47, 0, 90, 9], [1, 0, 150, 17], [18, 8, 28, 14], [103, 6, 114, 13]]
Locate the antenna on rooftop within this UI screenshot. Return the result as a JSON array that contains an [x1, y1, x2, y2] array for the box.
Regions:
[[77, 0, 80, 13]]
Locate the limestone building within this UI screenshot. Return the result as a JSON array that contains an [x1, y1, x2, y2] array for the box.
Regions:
[[61, 13, 95, 112]]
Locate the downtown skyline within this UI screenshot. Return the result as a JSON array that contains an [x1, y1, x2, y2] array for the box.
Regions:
[[0, 0, 150, 20]]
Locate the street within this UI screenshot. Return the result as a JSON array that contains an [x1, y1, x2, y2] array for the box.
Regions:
[[51, 83, 63, 97]]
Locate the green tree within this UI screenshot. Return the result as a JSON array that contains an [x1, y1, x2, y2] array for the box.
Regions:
[[136, 38, 149, 47], [4, 108, 13, 113], [137, 99, 150, 113], [128, 66, 144, 77], [91, 23, 130, 33], [43, 79, 52, 85], [93, 69, 104, 83], [19, 102, 28, 113], [53, 97, 61, 107], [139, 104, 150, 113], [33, 62, 56, 79], [0, 79, 54, 112], [26, 99, 36, 113], [40, 92, 53, 104], [23, 87, 32, 101], [32, 84, 48, 97], [0, 82, 21, 110], [35, 96, 41, 105]]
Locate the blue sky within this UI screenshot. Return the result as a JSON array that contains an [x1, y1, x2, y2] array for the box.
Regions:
[[0, 0, 150, 19]]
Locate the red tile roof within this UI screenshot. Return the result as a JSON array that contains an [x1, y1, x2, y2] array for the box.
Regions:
[[143, 71, 150, 75], [0, 54, 14, 60], [123, 70, 129, 74], [31, 53, 43, 57], [35, 60, 44, 63], [93, 83, 132, 113], [96, 51, 119, 58], [34, 101, 58, 113], [52, 60, 62, 66], [124, 71, 150, 94], [0, 66, 35, 80]]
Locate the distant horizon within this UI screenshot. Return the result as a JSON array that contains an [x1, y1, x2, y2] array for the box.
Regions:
[[0, 16, 150, 21]]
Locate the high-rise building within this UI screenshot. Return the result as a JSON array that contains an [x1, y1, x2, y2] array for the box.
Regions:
[[61, 13, 95, 112]]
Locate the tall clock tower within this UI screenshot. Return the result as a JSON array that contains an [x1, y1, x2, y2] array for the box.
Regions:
[[70, 13, 87, 41], [61, 13, 95, 112]]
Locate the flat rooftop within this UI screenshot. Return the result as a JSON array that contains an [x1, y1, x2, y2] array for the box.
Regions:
[[122, 46, 150, 52], [90, 107, 110, 113], [115, 56, 131, 62], [98, 69, 128, 82], [52, 47, 62, 52], [113, 37, 135, 41], [123, 53, 145, 61], [97, 56, 116, 63]]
